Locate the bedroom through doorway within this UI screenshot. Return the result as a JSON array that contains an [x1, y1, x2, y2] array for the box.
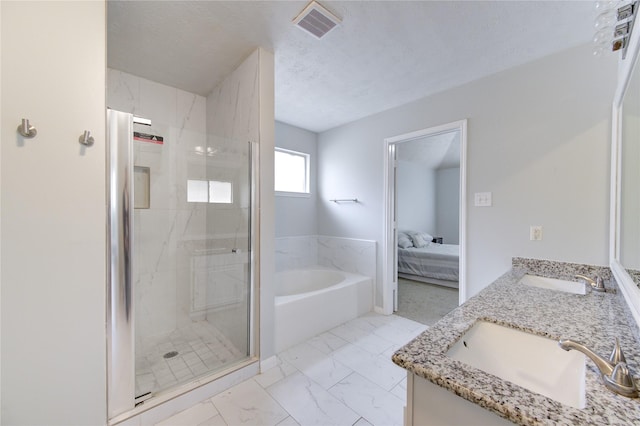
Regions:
[[382, 120, 467, 324]]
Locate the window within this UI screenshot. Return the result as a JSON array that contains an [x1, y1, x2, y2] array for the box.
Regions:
[[187, 179, 233, 204], [187, 180, 209, 203], [275, 148, 310, 195], [209, 180, 232, 204]]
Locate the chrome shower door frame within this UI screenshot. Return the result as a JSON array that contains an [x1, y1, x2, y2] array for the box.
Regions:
[[106, 109, 135, 418]]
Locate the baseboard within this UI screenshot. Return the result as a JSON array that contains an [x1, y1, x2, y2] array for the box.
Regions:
[[374, 306, 388, 315], [260, 355, 278, 373]]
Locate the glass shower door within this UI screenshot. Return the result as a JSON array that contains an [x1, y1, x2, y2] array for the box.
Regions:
[[107, 109, 254, 413], [132, 119, 254, 400]]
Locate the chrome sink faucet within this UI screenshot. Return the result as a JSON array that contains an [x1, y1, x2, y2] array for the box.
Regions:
[[558, 338, 638, 398], [575, 274, 606, 292]]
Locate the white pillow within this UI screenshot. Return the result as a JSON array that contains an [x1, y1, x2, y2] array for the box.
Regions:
[[410, 232, 433, 248], [398, 235, 413, 248]]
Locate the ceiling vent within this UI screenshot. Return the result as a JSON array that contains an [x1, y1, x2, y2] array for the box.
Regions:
[[293, 1, 341, 39]]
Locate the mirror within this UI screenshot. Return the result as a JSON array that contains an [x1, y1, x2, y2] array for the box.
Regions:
[[612, 22, 640, 328], [619, 43, 640, 285]]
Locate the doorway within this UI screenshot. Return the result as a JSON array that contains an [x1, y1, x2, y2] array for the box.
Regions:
[[382, 120, 467, 318]]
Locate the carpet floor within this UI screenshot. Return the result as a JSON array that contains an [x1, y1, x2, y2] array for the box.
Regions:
[[395, 278, 459, 326]]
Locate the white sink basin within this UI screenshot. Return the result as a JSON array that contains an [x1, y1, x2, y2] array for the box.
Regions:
[[446, 321, 586, 408], [519, 274, 587, 295]]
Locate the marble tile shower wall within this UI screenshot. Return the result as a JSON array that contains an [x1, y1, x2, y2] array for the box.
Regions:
[[108, 69, 208, 341], [204, 50, 260, 353], [276, 236, 377, 283], [204, 50, 258, 250]]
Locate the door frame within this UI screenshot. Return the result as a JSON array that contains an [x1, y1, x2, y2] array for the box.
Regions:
[[381, 119, 467, 315]]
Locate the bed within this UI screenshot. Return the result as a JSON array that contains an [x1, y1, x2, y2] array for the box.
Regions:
[[397, 231, 459, 289]]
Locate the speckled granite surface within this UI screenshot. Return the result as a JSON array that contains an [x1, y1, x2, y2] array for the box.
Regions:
[[512, 257, 613, 281], [627, 268, 640, 289], [393, 259, 640, 425]]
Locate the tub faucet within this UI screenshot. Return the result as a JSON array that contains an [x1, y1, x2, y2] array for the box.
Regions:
[[574, 274, 606, 292], [558, 338, 638, 398]]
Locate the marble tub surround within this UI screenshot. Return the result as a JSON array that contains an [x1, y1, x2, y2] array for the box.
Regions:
[[393, 263, 640, 425], [275, 236, 318, 271], [275, 236, 376, 283], [318, 236, 377, 281]]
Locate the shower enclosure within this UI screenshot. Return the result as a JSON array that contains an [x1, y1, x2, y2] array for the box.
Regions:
[[107, 109, 257, 418]]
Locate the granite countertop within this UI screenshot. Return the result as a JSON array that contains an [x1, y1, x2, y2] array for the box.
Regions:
[[392, 258, 640, 425]]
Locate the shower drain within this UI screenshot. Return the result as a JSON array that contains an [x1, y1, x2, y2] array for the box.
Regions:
[[163, 351, 179, 359]]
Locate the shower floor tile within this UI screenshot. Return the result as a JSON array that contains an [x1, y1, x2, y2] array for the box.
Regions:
[[135, 321, 244, 398]]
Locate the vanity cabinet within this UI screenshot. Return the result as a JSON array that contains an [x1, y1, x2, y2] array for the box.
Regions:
[[405, 373, 513, 426]]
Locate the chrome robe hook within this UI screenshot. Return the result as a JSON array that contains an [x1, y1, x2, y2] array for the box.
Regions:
[[79, 130, 95, 147], [17, 118, 37, 138]]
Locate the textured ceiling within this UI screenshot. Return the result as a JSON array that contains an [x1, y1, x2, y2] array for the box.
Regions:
[[108, 1, 598, 133], [397, 131, 460, 170]]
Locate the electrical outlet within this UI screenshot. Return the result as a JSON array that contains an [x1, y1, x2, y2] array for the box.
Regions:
[[530, 226, 543, 241]]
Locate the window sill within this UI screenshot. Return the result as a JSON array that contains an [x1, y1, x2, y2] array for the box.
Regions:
[[276, 191, 311, 198]]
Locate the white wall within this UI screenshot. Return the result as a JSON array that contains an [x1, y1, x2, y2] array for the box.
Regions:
[[397, 161, 436, 234], [318, 44, 617, 305], [1, 2, 106, 424], [436, 167, 460, 244], [275, 121, 318, 237]]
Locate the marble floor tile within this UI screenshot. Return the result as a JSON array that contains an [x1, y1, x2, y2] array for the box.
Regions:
[[279, 342, 353, 389], [381, 343, 404, 359], [328, 373, 404, 426], [254, 357, 298, 389], [329, 321, 379, 348], [153, 313, 428, 426], [348, 332, 396, 355], [331, 343, 406, 391], [343, 316, 378, 333], [278, 342, 326, 368], [276, 416, 300, 426], [303, 356, 353, 390], [353, 418, 374, 426], [197, 415, 227, 426], [267, 372, 360, 426], [382, 314, 430, 333], [356, 312, 399, 328], [372, 323, 424, 346], [210, 379, 288, 426], [307, 332, 349, 354], [390, 377, 407, 401]]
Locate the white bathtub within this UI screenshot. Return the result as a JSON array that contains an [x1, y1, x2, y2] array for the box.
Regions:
[[274, 267, 373, 353]]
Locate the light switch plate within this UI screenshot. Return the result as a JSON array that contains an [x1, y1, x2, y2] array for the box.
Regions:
[[474, 192, 492, 207]]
